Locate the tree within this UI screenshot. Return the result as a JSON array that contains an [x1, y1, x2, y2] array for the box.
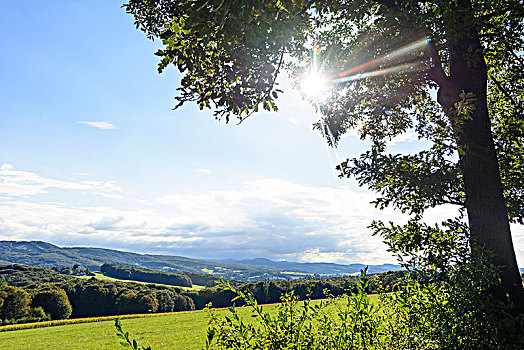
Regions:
[[0, 284, 31, 320], [124, 0, 523, 311], [32, 289, 72, 320], [156, 289, 176, 312], [115, 290, 159, 314]]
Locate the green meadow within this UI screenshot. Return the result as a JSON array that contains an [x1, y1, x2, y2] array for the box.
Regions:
[[0, 296, 379, 350], [0, 305, 276, 350]]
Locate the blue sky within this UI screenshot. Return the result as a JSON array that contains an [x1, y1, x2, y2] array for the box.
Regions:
[[1, 1, 522, 266]]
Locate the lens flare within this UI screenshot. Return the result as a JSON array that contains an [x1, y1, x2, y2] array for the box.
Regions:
[[301, 70, 328, 98], [334, 61, 426, 84], [336, 38, 430, 80]]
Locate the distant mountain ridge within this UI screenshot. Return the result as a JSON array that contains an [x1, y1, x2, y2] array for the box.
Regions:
[[217, 258, 400, 275], [0, 240, 400, 281]]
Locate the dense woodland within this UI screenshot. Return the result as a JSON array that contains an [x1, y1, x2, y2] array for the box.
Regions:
[[0, 263, 403, 326], [101, 263, 194, 287]]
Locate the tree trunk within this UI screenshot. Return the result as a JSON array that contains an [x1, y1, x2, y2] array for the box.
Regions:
[[434, 0, 523, 312]]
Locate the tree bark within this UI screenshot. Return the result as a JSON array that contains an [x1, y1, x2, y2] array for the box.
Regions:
[[431, 0, 523, 312]]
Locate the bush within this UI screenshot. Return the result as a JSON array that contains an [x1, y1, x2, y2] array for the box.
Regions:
[[29, 306, 50, 320], [115, 266, 523, 349], [205, 277, 386, 350]]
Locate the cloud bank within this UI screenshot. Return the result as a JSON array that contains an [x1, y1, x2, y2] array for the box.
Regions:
[[0, 164, 522, 266]]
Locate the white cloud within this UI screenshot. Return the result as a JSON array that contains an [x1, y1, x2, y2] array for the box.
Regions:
[[78, 121, 116, 129], [196, 168, 211, 174], [387, 131, 419, 146], [1, 164, 14, 170], [0, 166, 522, 266], [156, 179, 417, 263], [296, 248, 375, 265], [0, 164, 122, 199], [80, 180, 123, 198], [0, 164, 88, 197]]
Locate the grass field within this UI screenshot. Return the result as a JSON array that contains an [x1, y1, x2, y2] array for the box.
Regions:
[[0, 296, 379, 349], [0, 305, 276, 349], [77, 273, 206, 291]]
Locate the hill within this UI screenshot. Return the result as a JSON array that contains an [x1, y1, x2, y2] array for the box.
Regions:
[[0, 241, 399, 282], [218, 258, 399, 275]]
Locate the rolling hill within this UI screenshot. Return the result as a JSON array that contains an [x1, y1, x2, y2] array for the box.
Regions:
[[0, 241, 399, 282]]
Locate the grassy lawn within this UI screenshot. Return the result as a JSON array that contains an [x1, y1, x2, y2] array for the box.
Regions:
[[77, 273, 206, 291], [0, 295, 379, 349]]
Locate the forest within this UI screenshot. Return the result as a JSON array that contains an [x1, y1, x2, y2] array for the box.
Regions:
[[0, 263, 403, 326]]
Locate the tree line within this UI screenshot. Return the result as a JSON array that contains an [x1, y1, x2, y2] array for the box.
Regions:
[[100, 263, 219, 287], [0, 277, 195, 326], [0, 263, 404, 326], [100, 263, 193, 287]]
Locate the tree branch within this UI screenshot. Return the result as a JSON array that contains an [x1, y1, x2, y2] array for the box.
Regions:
[[426, 40, 448, 87], [237, 49, 285, 125], [484, 23, 524, 65], [489, 73, 523, 113], [442, 199, 465, 207]]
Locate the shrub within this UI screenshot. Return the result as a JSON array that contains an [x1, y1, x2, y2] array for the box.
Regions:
[[205, 277, 386, 350], [29, 306, 50, 321]]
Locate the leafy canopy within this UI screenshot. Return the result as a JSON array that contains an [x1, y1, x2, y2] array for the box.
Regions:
[[124, 0, 523, 227]]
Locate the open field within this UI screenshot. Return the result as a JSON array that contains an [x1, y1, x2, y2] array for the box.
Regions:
[[0, 296, 379, 349], [77, 273, 206, 291], [0, 305, 278, 349]]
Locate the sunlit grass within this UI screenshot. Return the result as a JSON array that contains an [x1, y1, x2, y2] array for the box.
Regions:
[[0, 296, 380, 349]]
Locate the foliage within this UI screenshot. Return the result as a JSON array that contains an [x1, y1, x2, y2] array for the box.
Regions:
[[2, 262, 402, 326], [385, 267, 523, 348], [370, 209, 524, 347], [0, 284, 31, 321], [173, 294, 196, 311], [205, 276, 386, 350], [155, 289, 176, 312], [65, 278, 119, 317], [29, 307, 49, 322], [204, 263, 523, 349], [0, 282, 52, 325], [62, 277, 195, 318], [0, 264, 77, 287], [192, 271, 402, 309], [31, 289, 72, 320], [116, 291, 159, 315], [124, 0, 315, 121], [101, 263, 193, 287], [123, 0, 524, 310]]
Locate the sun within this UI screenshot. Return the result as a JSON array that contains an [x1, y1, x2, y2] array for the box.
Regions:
[[301, 70, 328, 99]]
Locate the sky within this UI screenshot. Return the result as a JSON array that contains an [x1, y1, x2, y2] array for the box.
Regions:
[[0, 1, 522, 266]]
